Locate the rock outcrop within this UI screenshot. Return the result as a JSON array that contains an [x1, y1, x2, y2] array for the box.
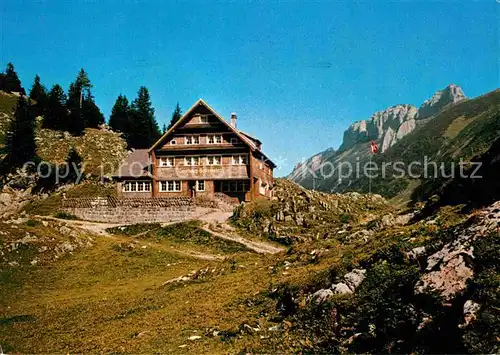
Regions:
[[340, 104, 418, 152], [417, 84, 466, 119], [288, 84, 468, 188], [415, 200, 500, 299]]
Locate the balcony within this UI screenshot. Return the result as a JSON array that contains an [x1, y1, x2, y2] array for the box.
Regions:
[[156, 165, 250, 180]]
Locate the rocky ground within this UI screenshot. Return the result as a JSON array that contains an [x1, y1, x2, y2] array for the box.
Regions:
[[0, 177, 498, 353]]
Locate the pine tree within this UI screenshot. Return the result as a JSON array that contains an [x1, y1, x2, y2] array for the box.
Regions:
[[2, 62, 24, 94], [63, 147, 83, 184], [29, 75, 47, 117], [162, 123, 167, 133], [5, 97, 37, 170], [168, 102, 182, 129], [109, 94, 131, 136], [66, 69, 104, 135], [82, 92, 105, 128], [44, 84, 68, 130], [66, 82, 85, 135], [128, 87, 161, 148]]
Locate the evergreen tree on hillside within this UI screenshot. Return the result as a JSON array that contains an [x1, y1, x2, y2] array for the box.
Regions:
[[4, 97, 37, 170], [82, 91, 105, 128], [63, 147, 83, 184], [66, 69, 104, 135], [29, 75, 48, 117], [44, 84, 68, 130], [128, 86, 161, 148], [2, 62, 24, 94], [66, 81, 85, 135], [109, 94, 131, 137], [168, 102, 182, 129]]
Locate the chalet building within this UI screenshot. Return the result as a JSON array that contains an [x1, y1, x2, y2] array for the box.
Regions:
[[115, 99, 275, 202]]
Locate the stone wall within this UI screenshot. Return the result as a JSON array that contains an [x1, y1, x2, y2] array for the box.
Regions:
[[61, 196, 213, 223]]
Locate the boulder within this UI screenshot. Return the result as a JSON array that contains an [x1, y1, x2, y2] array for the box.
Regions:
[[406, 246, 426, 260], [459, 300, 481, 328], [344, 269, 367, 291], [311, 289, 334, 304], [331, 283, 353, 295]]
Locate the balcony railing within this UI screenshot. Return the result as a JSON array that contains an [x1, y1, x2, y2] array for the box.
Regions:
[[156, 165, 250, 180]]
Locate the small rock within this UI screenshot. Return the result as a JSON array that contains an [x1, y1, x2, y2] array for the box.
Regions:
[[460, 300, 481, 328], [406, 246, 426, 260], [188, 335, 201, 341], [268, 324, 283, 331], [59, 226, 71, 235], [344, 269, 366, 291], [312, 289, 334, 304]]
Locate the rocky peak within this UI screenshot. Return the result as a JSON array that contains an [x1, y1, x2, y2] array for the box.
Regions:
[[340, 104, 418, 152], [417, 84, 466, 119], [339, 85, 466, 153]]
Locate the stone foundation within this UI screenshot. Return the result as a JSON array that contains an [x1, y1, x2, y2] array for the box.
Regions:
[[61, 196, 214, 223]]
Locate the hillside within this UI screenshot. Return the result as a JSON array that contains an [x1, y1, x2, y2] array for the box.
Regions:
[[1, 172, 499, 353], [0, 91, 128, 178], [288, 86, 500, 204]]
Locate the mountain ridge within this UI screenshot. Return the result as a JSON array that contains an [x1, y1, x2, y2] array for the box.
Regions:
[[288, 85, 498, 204]]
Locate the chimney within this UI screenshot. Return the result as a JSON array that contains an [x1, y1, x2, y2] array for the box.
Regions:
[[231, 112, 237, 128]]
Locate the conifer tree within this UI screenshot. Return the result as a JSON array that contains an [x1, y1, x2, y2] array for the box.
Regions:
[[2, 62, 24, 94], [168, 102, 182, 129], [128, 87, 161, 148], [66, 81, 85, 135], [67, 69, 104, 135], [29, 75, 47, 117], [109, 94, 131, 136], [63, 147, 83, 184], [5, 97, 37, 170], [44, 84, 68, 130]]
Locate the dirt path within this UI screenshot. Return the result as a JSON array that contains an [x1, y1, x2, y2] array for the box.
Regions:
[[35, 215, 223, 261], [36, 210, 283, 256], [201, 226, 283, 254], [198, 211, 284, 254]]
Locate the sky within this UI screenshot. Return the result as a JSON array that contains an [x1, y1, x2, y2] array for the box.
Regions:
[[1, 1, 498, 176]]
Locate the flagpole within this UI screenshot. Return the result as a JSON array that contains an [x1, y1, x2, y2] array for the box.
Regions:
[[369, 152, 372, 195]]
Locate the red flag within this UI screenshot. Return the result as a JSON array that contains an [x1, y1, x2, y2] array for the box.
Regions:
[[370, 140, 379, 154]]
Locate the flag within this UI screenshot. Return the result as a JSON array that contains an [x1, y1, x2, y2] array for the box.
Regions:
[[370, 140, 379, 154]]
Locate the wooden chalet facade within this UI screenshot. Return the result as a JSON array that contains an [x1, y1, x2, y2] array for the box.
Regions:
[[116, 99, 275, 203]]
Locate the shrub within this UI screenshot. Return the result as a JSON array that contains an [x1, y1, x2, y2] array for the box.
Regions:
[[54, 211, 78, 220]]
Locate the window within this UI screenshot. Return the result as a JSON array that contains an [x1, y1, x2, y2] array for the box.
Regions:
[[207, 134, 223, 144], [238, 181, 248, 192], [123, 181, 151, 192], [230, 137, 239, 144], [220, 180, 249, 192], [206, 155, 222, 165], [185, 135, 200, 145], [170, 139, 177, 145], [196, 180, 205, 191], [199, 115, 209, 124], [184, 156, 200, 166], [232, 155, 248, 165], [259, 162, 264, 170], [159, 181, 182, 192], [160, 157, 174, 167], [259, 180, 266, 195]]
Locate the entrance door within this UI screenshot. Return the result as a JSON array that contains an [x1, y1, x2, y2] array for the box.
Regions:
[[188, 181, 196, 198]]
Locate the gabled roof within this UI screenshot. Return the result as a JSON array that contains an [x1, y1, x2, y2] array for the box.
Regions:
[[149, 99, 276, 167], [114, 149, 152, 178]]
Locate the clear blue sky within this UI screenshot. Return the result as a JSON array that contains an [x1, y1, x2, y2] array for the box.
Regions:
[[1, 1, 498, 175]]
